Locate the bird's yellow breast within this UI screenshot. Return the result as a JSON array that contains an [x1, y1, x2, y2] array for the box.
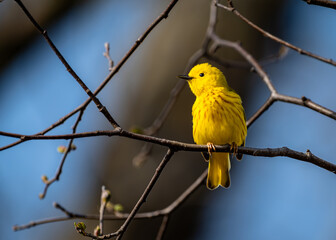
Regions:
[[192, 88, 246, 146]]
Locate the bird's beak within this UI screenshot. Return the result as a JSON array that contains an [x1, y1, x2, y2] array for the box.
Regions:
[[178, 75, 193, 80]]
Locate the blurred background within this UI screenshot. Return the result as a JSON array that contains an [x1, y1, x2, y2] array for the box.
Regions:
[[1, 0, 336, 239]]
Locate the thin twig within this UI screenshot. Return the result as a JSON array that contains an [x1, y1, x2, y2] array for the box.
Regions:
[[158, 169, 208, 213], [245, 92, 336, 128], [92, 0, 180, 103], [14, 0, 120, 129], [103, 42, 114, 71], [115, 149, 175, 240], [132, 142, 153, 167], [207, 25, 336, 132], [275, 93, 336, 119], [0, 102, 85, 151], [202, 0, 218, 48], [155, 215, 169, 240], [99, 186, 110, 235], [39, 109, 84, 199], [211, 36, 276, 93], [207, 45, 289, 70], [216, 1, 336, 67], [3, 0, 180, 152], [75, 149, 175, 239], [246, 95, 275, 127], [13, 170, 207, 231], [39, 140, 74, 199], [302, 0, 336, 10]]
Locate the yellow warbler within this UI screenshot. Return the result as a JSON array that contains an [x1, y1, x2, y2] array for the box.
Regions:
[[179, 63, 247, 190]]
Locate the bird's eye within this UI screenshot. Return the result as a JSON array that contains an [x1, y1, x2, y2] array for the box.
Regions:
[[199, 73, 204, 77]]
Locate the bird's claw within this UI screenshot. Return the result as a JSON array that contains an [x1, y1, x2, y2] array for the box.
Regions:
[[230, 142, 238, 156], [207, 142, 216, 157]]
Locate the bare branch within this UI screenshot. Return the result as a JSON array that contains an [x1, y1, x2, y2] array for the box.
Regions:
[[0, 102, 85, 151], [13, 170, 207, 232], [98, 186, 111, 236], [246, 92, 336, 128], [216, 1, 336, 67], [4, 0, 180, 153], [155, 215, 169, 240], [275, 93, 336, 119], [14, 0, 120, 129], [114, 149, 175, 240], [246, 95, 275, 127], [302, 0, 336, 10], [74, 149, 175, 239], [211, 36, 276, 93], [94, 0, 180, 100], [132, 142, 153, 167], [2, 127, 335, 173], [103, 42, 114, 71], [6, 0, 336, 238], [39, 109, 84, 199]]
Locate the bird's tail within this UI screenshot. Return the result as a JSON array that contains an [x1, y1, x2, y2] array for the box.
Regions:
[[207, 152, 231, 190]]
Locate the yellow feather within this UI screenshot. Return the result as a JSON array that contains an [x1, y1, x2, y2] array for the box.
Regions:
[[181, 63, 247, 189], [207, 153, 231, 189]]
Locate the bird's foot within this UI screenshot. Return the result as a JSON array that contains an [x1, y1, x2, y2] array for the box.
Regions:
[[207, 142, 216, 157], [230, 142, 238, 156]]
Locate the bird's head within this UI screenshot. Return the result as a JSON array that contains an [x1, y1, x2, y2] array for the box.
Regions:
[[178, 63, 229, 97]]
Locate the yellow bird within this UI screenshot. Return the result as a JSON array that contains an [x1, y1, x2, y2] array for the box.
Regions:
[[179, 63, 247, 190]]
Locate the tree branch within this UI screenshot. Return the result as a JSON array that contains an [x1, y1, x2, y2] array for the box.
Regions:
[[6, 1, 336, 239], [3, 0, 180, 152], [246, 95, 275, 127], [302, 0, 336, 10], [14, 0, 120, 129], [74, 149, 175, 239], [2, 128, 335, 173], [39, 109, 84, 199], [99, 186, 110, 235], [210, 36, 276, 93], [103, 42, 114, 71], [155, 215, 169, 240], [275, 93, 336, 119], [13, 169, 207, 232], [115, 149, 174, 240], [216, 1, 336, 67]]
